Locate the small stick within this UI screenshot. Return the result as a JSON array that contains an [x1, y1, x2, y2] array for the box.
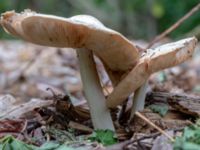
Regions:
[[20, 50, 43, 76], [6, 49, 43, 87], [68, 121, 93, 133], [147, 2, 200, 49], [135, 111, 174, 142]]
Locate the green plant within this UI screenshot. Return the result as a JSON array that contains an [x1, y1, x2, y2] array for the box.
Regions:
[[148, 104, 168, 117], [174, 119, 200, 150], [88, 129, 117, 146], [0, 136, 36, 150], [0, 136, 77, 150]]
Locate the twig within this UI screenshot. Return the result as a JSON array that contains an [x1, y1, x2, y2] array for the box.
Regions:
[[134, 127, 184, 143], [132, 127, 184, 143], [132, 132, 161, 143], [108, 127, 184, 150], [6, 49, 43, 88], [147, 2, 200, 48], [19, 50, 43, 77], [135, 111, 174, 142], [21, 119, 28, 132], [68, 121, 93, 133]]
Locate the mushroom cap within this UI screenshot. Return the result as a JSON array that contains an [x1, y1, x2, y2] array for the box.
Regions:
[[1, 10, 139, 71], [107, 37, 197, 108]]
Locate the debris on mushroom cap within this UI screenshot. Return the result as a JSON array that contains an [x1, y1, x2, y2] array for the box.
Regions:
[[0, 10, 139, 72], [107, 37, 198, 108], [0, 10, 36, 36], [1, 11, 22, 36]]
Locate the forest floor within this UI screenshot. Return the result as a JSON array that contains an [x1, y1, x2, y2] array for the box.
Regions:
[[0, 40, 200, 150]]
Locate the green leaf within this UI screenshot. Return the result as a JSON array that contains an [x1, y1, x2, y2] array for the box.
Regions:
[[148, 104, 168, 117], [174, 120, 200, 150], [0, 136, 36, 150], [193, 85, 200, 93], [88, 129, 117, 146], [36, 142, 60, 150], [174, 138, 200, 150], [156, 72, 167, 82], [0, 136, 77, 150], [37, 142, 75, 150], [57, 145, 77, 150]]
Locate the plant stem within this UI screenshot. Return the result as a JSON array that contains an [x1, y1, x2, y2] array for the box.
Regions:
[[76, 48, 115, 131]]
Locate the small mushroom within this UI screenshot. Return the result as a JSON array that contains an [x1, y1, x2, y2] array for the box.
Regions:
[[106, 37, 197, 108]]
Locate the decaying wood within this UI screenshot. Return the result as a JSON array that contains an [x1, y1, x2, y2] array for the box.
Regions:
[[107, 37, 197, 108], [55, 94, 90, 122], [68, 121, 93, 133], [146, 91, 200, 117]]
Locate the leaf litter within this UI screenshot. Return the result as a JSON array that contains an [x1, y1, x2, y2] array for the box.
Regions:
[[0, 40, 200, 149]]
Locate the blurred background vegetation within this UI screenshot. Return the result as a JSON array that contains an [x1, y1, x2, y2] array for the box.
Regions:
[[0, 0, 200, 40]]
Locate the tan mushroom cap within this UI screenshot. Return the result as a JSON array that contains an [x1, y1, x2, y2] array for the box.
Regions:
[[0, 10, 139, 72], [107, 37, 197, 108]]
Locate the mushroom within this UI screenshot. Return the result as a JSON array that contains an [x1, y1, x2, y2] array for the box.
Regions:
[[2, 10, 138, 130], [106, 37, 197, 108], [1, 10, 197, 130]]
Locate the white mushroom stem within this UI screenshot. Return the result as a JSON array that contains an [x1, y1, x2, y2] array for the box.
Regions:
[[129, 81, 148, 121], [77, 48, 114, 131], [107, 37, 197, 108]]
